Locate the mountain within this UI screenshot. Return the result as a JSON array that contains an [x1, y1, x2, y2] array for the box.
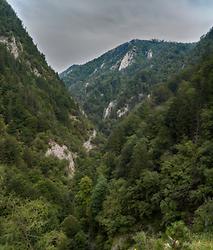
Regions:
[[0, 0, 93, 147], [0, 1, 93, 249], [73, 27, 213, 249], [1, 0, 213, 249], [61, 39, 195, 132]]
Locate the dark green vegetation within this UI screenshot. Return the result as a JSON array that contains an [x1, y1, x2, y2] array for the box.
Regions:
[[61, 38, 194, 133], [0, 0, 91, 149], [0, 0, 92, 249], [70, 29, 213, 249], [0, 0, 213, 249]]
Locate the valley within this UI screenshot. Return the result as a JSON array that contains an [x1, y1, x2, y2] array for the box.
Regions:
[[0, 0, 212, 249], [61, 39, 195, 133]]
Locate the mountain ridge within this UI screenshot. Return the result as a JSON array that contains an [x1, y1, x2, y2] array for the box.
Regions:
[[0, 1, 212, 249], [61, 38, 195, 72], [61, 39, 195, 132], [76, 26, 213, 249], [61, 38, 194, 76]]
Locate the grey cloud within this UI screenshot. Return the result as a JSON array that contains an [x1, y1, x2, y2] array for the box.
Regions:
[[7, 0, 213, 72]]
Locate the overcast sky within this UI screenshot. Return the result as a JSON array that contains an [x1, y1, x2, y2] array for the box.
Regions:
[[7, 0, 213, 72]]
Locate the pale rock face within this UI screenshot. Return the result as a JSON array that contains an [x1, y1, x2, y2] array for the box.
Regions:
[[100, 63, 105, 69], [0, 36, 21, 59], [110, 62, 119, 71], [103, 101, 116, 119], [33, 68, 41, 77], [117, 105, 129, 118], [69, 114, 78, 121], [26, 61, 43, 78], [0, 36, 23, 59], [119, 50, 135, 71], [110, 61, 120, 70], [0, 37, 7, 44], [83, 130, 97, 152], [139, 93, 144, 99], [46, 141, 76, 177], [147, 49, 153, 59], [91, 68, 98, 75], [80, 108, 87, 117]]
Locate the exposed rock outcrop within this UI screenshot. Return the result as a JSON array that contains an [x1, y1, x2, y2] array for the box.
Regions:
[[46, 141, 76, 177], [0, 36, 22, 59], [83, 130, 97, 152]]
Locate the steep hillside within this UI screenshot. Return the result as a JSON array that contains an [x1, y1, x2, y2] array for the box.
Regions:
[[0, 0, 93, 149], [70, 28, 213, 249], [1, 0, 212, 249], [61, 39, 194, 132], [0, 1, 93, 249]]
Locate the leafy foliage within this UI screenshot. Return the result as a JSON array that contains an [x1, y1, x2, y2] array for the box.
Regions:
[[0, 1, 213, 249], [0, 1, 91, 249], [70, 27, 213, 249]]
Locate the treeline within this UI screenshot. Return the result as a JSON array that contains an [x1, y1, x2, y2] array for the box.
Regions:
[[61, 37, 194, 134], [70, 28, 213, 249], [0, 1, 91, 249]]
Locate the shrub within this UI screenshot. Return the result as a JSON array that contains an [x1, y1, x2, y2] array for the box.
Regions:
[[193, 199, 213, 233], [165, 221, 191, 249]]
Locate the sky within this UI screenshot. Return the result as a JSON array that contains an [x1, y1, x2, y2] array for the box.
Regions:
[[7, 0, 213, 72]]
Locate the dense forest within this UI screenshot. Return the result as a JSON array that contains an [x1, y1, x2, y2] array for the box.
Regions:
[[0, 0, 212, 249], [70, 28, 213, 249], [0, 0, 92, 249], [61, 39, 194, 134]]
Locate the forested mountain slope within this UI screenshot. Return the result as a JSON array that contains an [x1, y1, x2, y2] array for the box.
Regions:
[[0, 1, 93, 249], [0, 0, 212, 249], [61, 39, 194, 132], [0, 0, 92, 148], [71, 28, 213, 249]]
